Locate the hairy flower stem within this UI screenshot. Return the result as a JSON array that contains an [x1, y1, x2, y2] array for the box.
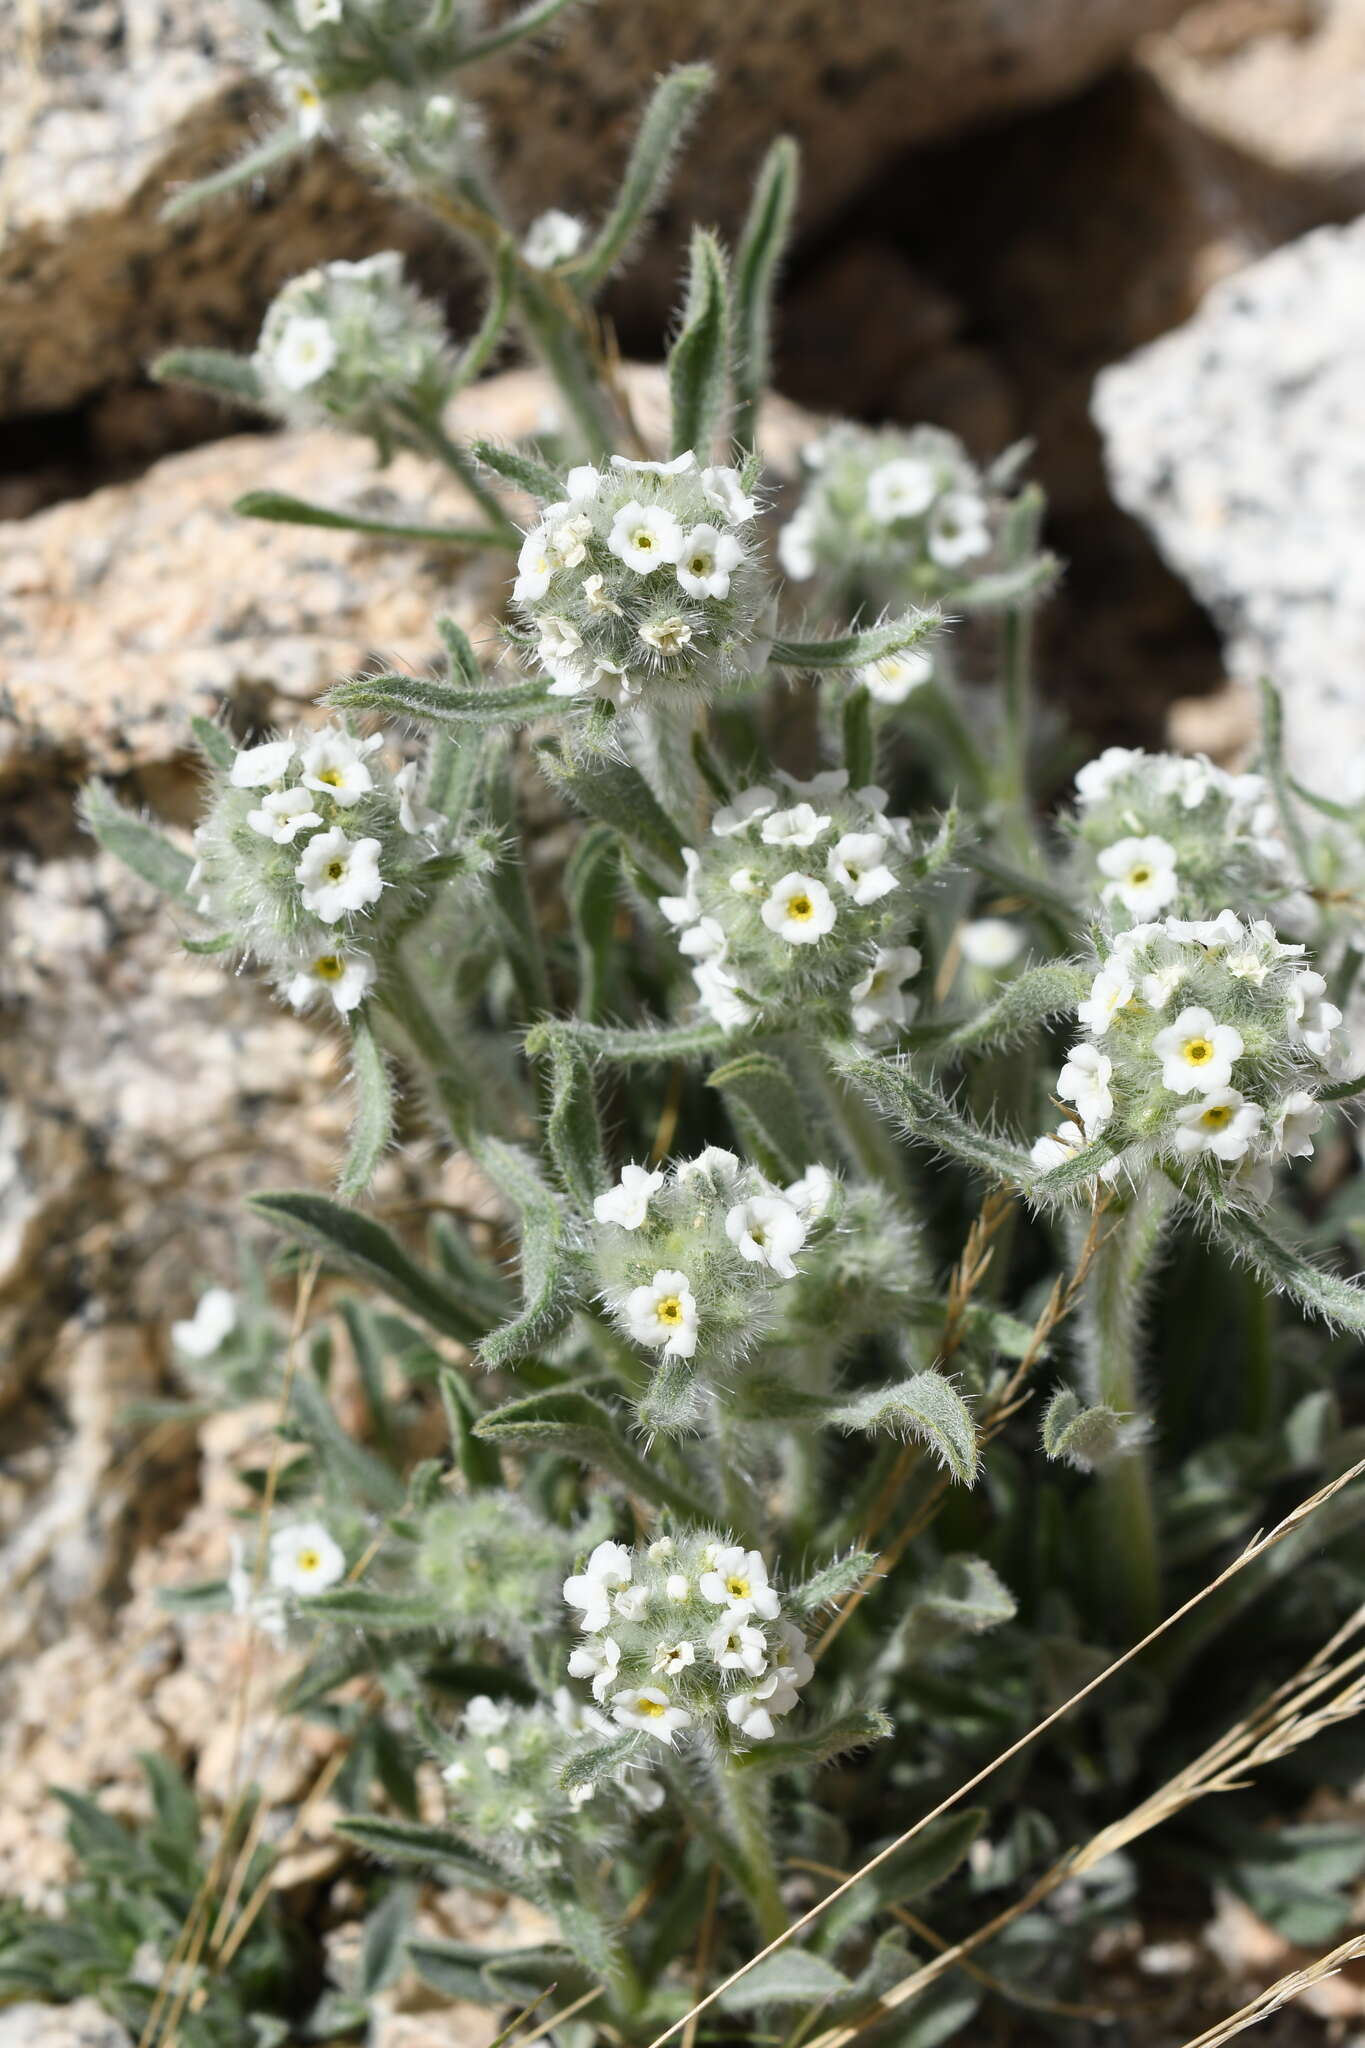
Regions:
[[380, 954, 474, 1143], [1075, 1178, 1174, 1639], [706, 1739, 788, 1944]]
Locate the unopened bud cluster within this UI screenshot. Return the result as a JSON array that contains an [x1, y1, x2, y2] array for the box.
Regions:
[[659, 771, 928, 1039], [257, 0, 481, 137], [254, 254, 453, 442], [510, 451, 770, 704], [417, 1492, 584, 1650], [1034, 912, 1342, 1202], [349, 87, 482, 194], [189, 719, 451, 1015], [563, 1532, 814, 1747], [779, 422, 1000, 601], [591, 1150, 838, 1397], [1066, 747, 1287, 929]]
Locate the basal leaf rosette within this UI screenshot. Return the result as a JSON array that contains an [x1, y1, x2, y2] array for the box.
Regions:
[[778, 421, 1013, 612], [509, 451, 771, 705], [590, 1150, 839, 1428], [188, 719, 464, 1015], [1033, 912, 1343, 1204], [659, 771, 935, 1040], [562, 1531, 814, 1751], [1064, 746, 1289, 930], [253, 253, 455, 441]]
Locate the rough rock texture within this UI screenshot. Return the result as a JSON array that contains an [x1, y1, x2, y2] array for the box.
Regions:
[[1092, 217, 1365, 790], [0, 2003, 133, 2048], [0, 0, 1206, 422]]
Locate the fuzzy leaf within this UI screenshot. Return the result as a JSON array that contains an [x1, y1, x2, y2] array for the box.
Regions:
[[831, 1372, 978, 1485], [484, 756, 552, 1015], [544, 1031, 606, 1212], [360, 1882, 418, 1998], [474, 1386, 714, 1520], [571, 64, 714, 292], [79, 781, 194, 903], [405, 1937, 499, 2003], [719, 1950, 853, 2010], [1258, 678, 1316, 882], [339, 1008, 395, 1200], [1030, 1128, 1127, 1207], [820, 1810, 988, 1950], [928, 961, 1087, 1059], [158, 126, 303, 224], [473, 1138, 582, 1367], [249, 1190, 488, 1344], [438, 1366, 504, 1489], [329, 670, 560, 728], [732, 134, 799, 448], [1210, 1200, 1365, 1335], [564, 823, 621, 1021], [668, 227, 731, 459], [558, 1735, 639, 1794], [536, 736, 685, 880], [335, 1816, 507, 1890], [826, 1041, 1034, 1188], [469, 439, 563, 503], [949, 553, 1060, 613], [733, 1708, 892, 1777], [788, 1551, 878, 1616], [908, 1556, 1016, 1636], [150, 344, 266, 404], [1040, 1386, 1126, 1470], [233, 489, 508, 549], [455, 0, 581, 61], [290, 1370, 406, 1510], [708, 1051, 816, 1183], [527, 1016, 733, 1069], [455, 242, 514, 387], [299, 1587, 448, 1630], [843, 683, 874, 791], [771, 611, 940, 674], [190, 715, 235, 769]]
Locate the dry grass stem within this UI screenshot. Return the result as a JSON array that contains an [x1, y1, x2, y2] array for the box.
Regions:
[[1177, 1930, 1365, 2048]]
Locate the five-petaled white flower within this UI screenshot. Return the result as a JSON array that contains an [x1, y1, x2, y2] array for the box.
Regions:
[[638, 615, 693, 657], [724, 1196, 806, 1280], [675, 525, 744, 599], [866, 456, 937, 523], [1172, 1089, 1265, 1162], [514, 525, 555, 603], [701, 465, 759, 523], [464, 1695, 511, 1738], [1273, 1088, 1323, 1160], [827, 831, 898, 905], [1098, 836, 1179, 920], [272, 315, 336, 390], [1057, 1043, 1114, 1132], [698, 1545, 781, 1620], [231, 737, 296, 788], [269, 1520, 345, 1595], [760, 872, 836, 945], [784, 1163, 836, 1221], [652, 1639, 696, 1676], [563, 1541, 634, 1633], [708, 1612, 769, 1676], [760, 803, 831, 849], [850, 945, 921, 1040], [1152, 1006, 1243, 1095], [521, 208, 585, 269], [1288, 970, 1343, 1059], [610, 1687, 692, 1744], [928, 490, 991, 566], [567, 1635, 622, 1701], [593, 1163, 665, 1230], [1078, 964, 1134, 1037], [608, 501, 684, 574], [856, 648, 933, 703], [625, 1270, 699, 1359], [171, 1287, 237, 1359], [295, 828, 383, 923], [300, 726, 381, 806], [247, 786, 323, 843], [286, 949, 374, 1016]]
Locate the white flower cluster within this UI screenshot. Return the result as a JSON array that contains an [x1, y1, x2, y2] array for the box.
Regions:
[[779, 422, 998, 598], [1067, 747, 1287, 929], [257, 0, 483, 134], [591, 1150, 837, 1393], [659, 770, 927, 1039], [439, 1690, 658, 1872], [253, 253, 453, 440], [509, 450, 770, 704], [1034, 912, 1342, 1201], [563, 1532, 814, 1747], [350, 86, 482, 194], [188, 720, 447, 1015]]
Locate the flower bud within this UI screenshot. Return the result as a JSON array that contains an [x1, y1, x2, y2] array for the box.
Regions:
[[253, 254, 454, 444]]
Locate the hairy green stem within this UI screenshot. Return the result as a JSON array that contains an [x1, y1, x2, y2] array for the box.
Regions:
[[707, 1740, 788, 1944], [380, 954, 473, 1143], [401, 412, 520, 541]]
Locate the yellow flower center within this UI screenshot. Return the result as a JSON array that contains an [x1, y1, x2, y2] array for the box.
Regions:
[[787, 893, 814, 921], [325, 858, 346, 882], [313, 955, 344, 981], [632, 529, 656, 553], [656, 1295, 685, 1326], [1200, 1103, 1232, 1129], [1183, 1037, 1214, 1066], [689, 551, 709, 576], [297, 1548, 321, 1573], [1129, 864, 1153, 887], [635, 1695, 666, 1718], [725, 1574, 751, 1600], [317, 767, 344, 787]]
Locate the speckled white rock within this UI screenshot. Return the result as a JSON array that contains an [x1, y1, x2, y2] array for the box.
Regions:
[[1093, 218, 1365, 794], [0, 2001, 132, 2048]]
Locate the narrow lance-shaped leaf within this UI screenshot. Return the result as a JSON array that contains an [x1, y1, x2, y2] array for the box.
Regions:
[[249, 1190, 489, 1344], [818, 1810, 988, 1951], [1208, 1198, 1365, 1335], [454, 0, 582, 64], [468, 439, 562, 504], [788, 1551, 878, 1617], [545, 1032, 606, 1212], [159, 126, 303, 224], [335, 1816, 510, 1892], [438, 1365, 504, 1489], [536, 736, 685, 882], [338, 1008, 395, 1200], [426, 728, 488, 835], [329, 671, 562, 728], [79, 781, 195, 904], [842, 684, 874, 793], [830, 1371, 978, 1485], [918, 961, 1088, 1060], [564, 823, 621, 1022], [527, 1015, 735, 1070], [668, 228, 731, 460], [190, 715, 235, 770], [150, 346, 266, 406], [732, 1712, 893, 1781], [438, 613, 484, 687], [826, 1040, 1034, 1188], [474, 1386, 716, 1521], [771, 610, 940, 674], [709, 1051, 817, 1183], [484, 753, 553, 1016], [569, 65, 715, 294], [455, 241, 515, 388], [731, 134, 799, 450], [232, 490, 510, 550], [471, 1137, 582, 1368], [299, 1585, 448, 1630], [1258, 677, 1316, 882]]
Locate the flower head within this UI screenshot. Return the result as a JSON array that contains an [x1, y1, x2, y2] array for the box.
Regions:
[[269, 1520, 345, 1596]]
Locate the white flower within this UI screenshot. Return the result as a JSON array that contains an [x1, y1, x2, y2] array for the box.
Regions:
[[610, 1687, 692, 1745], [624, 1270, 699, 1359], [286, 949, 375, 1016], [784, 1164, 836, 1221], [464, 1695, 511, 1738], [761, 803, 831, 849], [300, 727, 380, 807], [928, 490, 991, 566], [613, 1583, 650, 1621], [1077, 964, 1134, 1038], [610, 452, 696, 477], [1166, 911, 1244, 950], [295, 828, 383, 923], [521, 208, 585, 268], [701, 465, 759, 523], [1056, 1043, 1114, 1133], [1288, 969, 1343, 1059], [778, 506, 818, 581], [652, 1639, 696, 1676], [607, 501, 685, 573], [563, 1541, 634, 1633], [1271, 1088, 1323, 1160], [760, 872, 837, 945], [272, 315, 336, 390], [1074, 746, 1142, 804], [728, 867, 761, 895], [279, 72, 326, 138], [959, 918, 1024, 971], [568, 1635, 622, 1702], [394, 761, 439, 839], [691, 959, 757, 1032], [545, 507, 594, 567], [678, 915, 728, 962], [711, 785, 776, 837], [724, 1196, 806, 1280], [1098, 836, 1180, 920], [708, 1612, 768, 1676], [248, 786, 324, 843], [866, 456, 937, 523], [1142, 961, 1186, 1011], [1028, 1120, 1123, 1189], [698, 1545, 781, 1620], [536, 618, 583, 671], [582, 572, 620, 613], [850, 945, 922, 1040], [659, 847, 702, 928], [171, 1287, 237, 1359], [665, 1573, 690, 1601], [295, 0, 342, 25], [675, 525, 744, 599], [269, 1520, 345, 1596], [514, 525, 555, 604], [509, 1805, 538, 1832], [566, 465, 601, 503], [856, 648, 933, 703], [827, 830, 898, 905], [1152, 1006, 1243, 1095], [675, 1147, 740, 1185], [593, 1163, 664, 1230], [638, 615, 693, 657], [1172, 1089, 1265, 1162], [441, 1759, 469, 1787], [231, 737, 296, 789], [484, 1744, 511, 1775]]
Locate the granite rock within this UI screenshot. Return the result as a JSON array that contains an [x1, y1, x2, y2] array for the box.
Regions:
[[0, 2004, 133, 2048]]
